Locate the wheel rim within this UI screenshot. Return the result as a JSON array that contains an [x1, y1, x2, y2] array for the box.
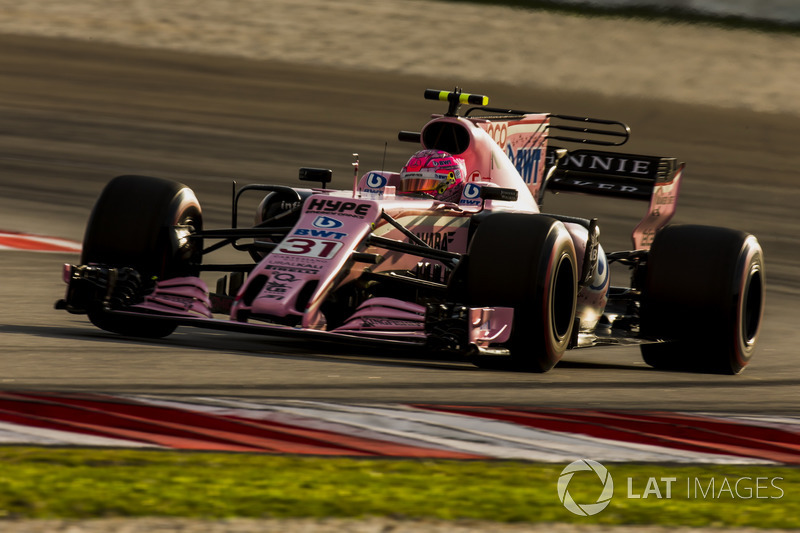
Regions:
[[175, 214, 201, 263], [741, 263, 763, 347], [551, 252, 576, 342]]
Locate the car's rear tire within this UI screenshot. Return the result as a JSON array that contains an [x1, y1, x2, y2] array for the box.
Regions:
[[466, 213, 577, 372], [81, 175, 203, 338], [640, 224, 765, 374]]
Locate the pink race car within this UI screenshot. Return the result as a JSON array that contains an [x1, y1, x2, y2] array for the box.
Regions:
[[57, 89, 765, 374]]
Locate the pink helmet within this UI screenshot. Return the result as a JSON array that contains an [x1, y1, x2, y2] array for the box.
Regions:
[[399, 149, 466, 197]]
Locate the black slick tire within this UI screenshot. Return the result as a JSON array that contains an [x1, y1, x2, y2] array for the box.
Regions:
[[81, 175, 203, 338], [640, 224, 765, 374], [466, 213, 577, 372]]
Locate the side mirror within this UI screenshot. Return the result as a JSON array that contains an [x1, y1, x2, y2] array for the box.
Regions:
[[480, 187, 518, 202], [299, 168, 332, 188]]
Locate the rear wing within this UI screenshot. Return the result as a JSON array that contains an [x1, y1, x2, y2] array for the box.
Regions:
[[545, 147, 684, 250], [546, 148, 680, 200], [420, 91, 683, 250], [462, 106, 632, 206]]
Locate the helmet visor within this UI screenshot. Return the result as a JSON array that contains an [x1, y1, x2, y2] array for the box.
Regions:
[[398, 177, 445, 194]]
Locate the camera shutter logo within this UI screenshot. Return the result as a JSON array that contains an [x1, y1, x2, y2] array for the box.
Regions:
[[557, 459, 614, 516]]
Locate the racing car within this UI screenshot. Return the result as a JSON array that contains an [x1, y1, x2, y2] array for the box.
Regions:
[[56, 88, 765, 374]]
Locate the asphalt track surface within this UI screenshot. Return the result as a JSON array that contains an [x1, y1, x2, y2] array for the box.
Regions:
[[0, 34, 798, 413]]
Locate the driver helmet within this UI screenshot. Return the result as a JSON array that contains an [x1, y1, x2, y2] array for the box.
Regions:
[[399, 149, 466, 198]]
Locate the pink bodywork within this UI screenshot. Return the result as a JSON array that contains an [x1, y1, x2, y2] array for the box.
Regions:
[[133, 277, 212, 318], [64, 110, 614, 352], [333, 297, 426, 339], [231, 197, 381, 329], [632, 164, 684, 250]]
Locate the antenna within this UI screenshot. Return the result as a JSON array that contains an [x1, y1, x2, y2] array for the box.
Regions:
[[381, 141, 388, 172], [230, 179, 237, 228], [352, 153, 359, 198]]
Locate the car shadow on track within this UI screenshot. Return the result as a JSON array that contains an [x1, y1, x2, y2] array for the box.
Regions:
[[4, 323, 783, 381], [0, 322, 481, 372]]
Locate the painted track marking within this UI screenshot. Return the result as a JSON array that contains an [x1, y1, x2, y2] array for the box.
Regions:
[[0, 393, 798, 464], [0, 231, 81, 253]]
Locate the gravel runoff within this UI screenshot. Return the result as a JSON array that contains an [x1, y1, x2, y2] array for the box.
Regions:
[[1, 0, 800, 116], [1, 1, 797, 531]]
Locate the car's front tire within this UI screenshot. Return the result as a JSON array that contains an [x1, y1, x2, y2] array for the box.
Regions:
[[81, 175, 203, 338], [466, 213, 577, 372]]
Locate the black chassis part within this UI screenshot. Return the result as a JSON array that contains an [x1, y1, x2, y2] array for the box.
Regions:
[[57, 264, 148, 315]]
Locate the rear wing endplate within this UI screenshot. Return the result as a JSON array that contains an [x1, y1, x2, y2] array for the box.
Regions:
[[545, 147, 684, 250]]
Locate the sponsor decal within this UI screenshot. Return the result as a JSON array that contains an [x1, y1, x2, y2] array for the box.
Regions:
[[294, 228, 347, 240], [305, 198, 371, 218], [551, 176, 644, 195], [588, 250, 609, 291], [561, 151, 659, 179], [463, 183, 481, 199], [484, 123, 508, 148], [312, 215, 344, 229], [279, 200, 302, 211], [363, 172, 389, 195], [268, 256, 327, 268], [460, 183, 482, 206], [482, 119, 548, 185], [361, 318, 422, 328], [506, 145, 542, 185], [414, 231, 456, 251], [638, 228, 656, 249], [256, 272, 303, 302], [655, 190, 676, 205], [150, 294, 196, 311], [372, 216, 469, 253], [266, 256, 327, 274], [365, 173, 388, 189], [275, 237, 343, 259], [295, 216, 347, 240], [268, 265, 319, 275], [651, 183, 678, 216]]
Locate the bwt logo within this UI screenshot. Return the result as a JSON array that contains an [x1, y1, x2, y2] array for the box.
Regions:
[[506, 146, 541, 184], [557, 460, 614, 516], [463, 183, 481, 199], [460, 183, 482, 206], [311, 216, 343, 229], [365, 173, 388, 189]]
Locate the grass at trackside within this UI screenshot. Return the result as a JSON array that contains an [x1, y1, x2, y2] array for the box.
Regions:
[[433, 0, 800, 34], [0, 447, 798, 528]]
